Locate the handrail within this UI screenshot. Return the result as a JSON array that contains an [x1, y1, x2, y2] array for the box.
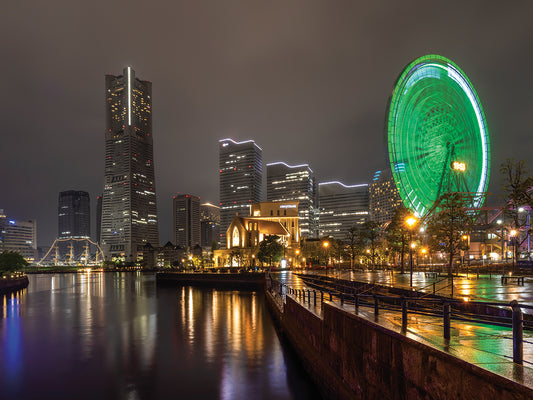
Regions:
[[268, 273, 530, 365]]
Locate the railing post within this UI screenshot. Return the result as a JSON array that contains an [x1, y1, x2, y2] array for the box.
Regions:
[[321, 291, 324, 303], [355, 294, 359, 310], [307, 290, 311, 303], [374, 295, 379, 316], [443, 301, 451, 339], [313, 290, 317, 306], [511, 300, 523, 364], [341, 293, 344, 305], [401, 296, 408, 326], [433, 282, 435, 294]]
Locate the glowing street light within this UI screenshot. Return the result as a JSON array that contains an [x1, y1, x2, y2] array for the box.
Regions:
[[405, 216, 418, 288], [322, 241, 330, 273]]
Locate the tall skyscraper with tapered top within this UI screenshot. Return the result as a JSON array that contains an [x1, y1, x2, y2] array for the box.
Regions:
[[100, 67, 159, 262], [219, 138, 262, 248]]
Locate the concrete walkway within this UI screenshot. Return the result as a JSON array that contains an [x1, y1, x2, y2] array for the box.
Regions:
[[272, 271, 533, 390]]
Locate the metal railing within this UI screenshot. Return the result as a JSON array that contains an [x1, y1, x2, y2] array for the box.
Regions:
[[266, 274, 531, 365]]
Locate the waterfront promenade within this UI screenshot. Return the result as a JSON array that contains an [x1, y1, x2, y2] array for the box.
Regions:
[[270, 270, 533, 394]]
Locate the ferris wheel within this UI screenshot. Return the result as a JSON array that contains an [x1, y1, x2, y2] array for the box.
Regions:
[[387, 54, 490, 217]]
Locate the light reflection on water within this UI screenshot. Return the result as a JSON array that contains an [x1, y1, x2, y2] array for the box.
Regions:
[[0, 273, 320, 400]]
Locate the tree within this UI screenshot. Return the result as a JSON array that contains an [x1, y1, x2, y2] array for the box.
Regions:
[[426, 193, 473, 276], [384, 206, 411, 273], [360, 221, 381, 270], [500, 159, 533, 263], [0, 251, 28, 273], [345, 226, 363, 268], [257, 235, 284, 267]]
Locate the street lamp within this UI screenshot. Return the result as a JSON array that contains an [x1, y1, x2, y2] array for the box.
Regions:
[[405, 216, 418, 288], [510, 229, 518, 273], [497, 219, 504, 268], [323, 241, 330, 274]]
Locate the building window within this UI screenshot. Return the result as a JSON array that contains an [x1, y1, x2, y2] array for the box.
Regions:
[[232, 227, 240, 248]]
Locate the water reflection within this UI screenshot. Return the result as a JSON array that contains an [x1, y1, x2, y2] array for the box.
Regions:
[[0, 273, 320, 400]]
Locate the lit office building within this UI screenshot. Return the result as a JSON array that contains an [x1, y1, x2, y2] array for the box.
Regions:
[[318, 181, 369, 240], [173, 194, 200, 250], [100, 67, 159, 262], [0, 209, 37, 262], [96, 194, 102, 244], [219, 138, 262, 248], [369, 168, 403, 225], [266, 162, 317, 238], [58, 190, 91, 260], [200, 203, 220, 248]]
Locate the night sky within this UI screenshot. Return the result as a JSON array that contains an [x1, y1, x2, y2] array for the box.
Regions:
[[2, 1, 532, 247]]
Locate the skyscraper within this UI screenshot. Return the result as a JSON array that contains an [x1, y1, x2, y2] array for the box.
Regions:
[[173, 194, 200, 249], [318, 181, 369, 240], [101, 67, 159, 262], [369, 168, 403, 225], [0, 209, 37, 262], [58, 190, 90, 260], [200, 203, 220, 248], [96, 194, 102, 244], [266, 162, 317, 238], [219, 138, 262, 247]]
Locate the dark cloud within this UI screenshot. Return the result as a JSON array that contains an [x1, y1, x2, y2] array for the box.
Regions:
[[1, 0, 532, 246]]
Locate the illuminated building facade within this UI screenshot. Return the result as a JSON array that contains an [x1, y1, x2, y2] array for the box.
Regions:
[[214, 201, 300, 267], [173, 194, 200, 249], [266, 162, 317, 238], [101, 67, 159, 262], [219, 138, 262, 248], [318, 181, 369, 240], [369, 168, 403, 225], [200, 203, 220, 248], [0, 209, 37, 262], [96, 194, 102, 244], [58, 190, 91, 260]]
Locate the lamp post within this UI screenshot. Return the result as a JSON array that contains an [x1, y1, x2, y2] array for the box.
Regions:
[[405, 216, 418, 288], [494, 219, 505, 275], [323, 241, 330, 275], [510, 229, 518, 273]]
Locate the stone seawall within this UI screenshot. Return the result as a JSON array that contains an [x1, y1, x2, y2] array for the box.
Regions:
[[0, 275, 29, 294], [156, 272, 265, 290], [266, 290, 533, 400]]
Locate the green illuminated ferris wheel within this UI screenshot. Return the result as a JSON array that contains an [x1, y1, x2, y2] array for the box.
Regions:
[[387, 55, 490, 217]]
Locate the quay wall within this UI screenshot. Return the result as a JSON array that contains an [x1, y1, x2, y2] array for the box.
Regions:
[[0, 275, 29, 294], [266, 290, 533, 400], [156, 272, 265, 290]]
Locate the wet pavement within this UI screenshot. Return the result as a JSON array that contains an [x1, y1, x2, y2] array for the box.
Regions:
[[271, 270, 533, 390]]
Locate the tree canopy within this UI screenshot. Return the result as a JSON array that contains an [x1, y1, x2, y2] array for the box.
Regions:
[[426, 193, 473, 276], [0, 251, 28, 273], [257, 235, 284, 267]]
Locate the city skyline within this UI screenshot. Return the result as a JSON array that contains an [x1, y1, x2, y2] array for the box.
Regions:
[[2, 2, 533, 246]]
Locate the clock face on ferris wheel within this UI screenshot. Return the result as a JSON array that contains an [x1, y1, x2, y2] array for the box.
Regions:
[[387, 55, 490, 217]]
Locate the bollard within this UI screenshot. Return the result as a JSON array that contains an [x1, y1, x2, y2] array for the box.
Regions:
[[307, 290, 311, 303], [443, 302, 451, 339], [511, 300, 523, 364], [341, 293, 344, 305], [321, 291, 324, 303], [355, 294, 359, 310], [374, 295, 379, 316], [433, 282, 436, 294], [313, 290, 317, 306], [402, 297, 408, 326], [329, 292, 333, 301]]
